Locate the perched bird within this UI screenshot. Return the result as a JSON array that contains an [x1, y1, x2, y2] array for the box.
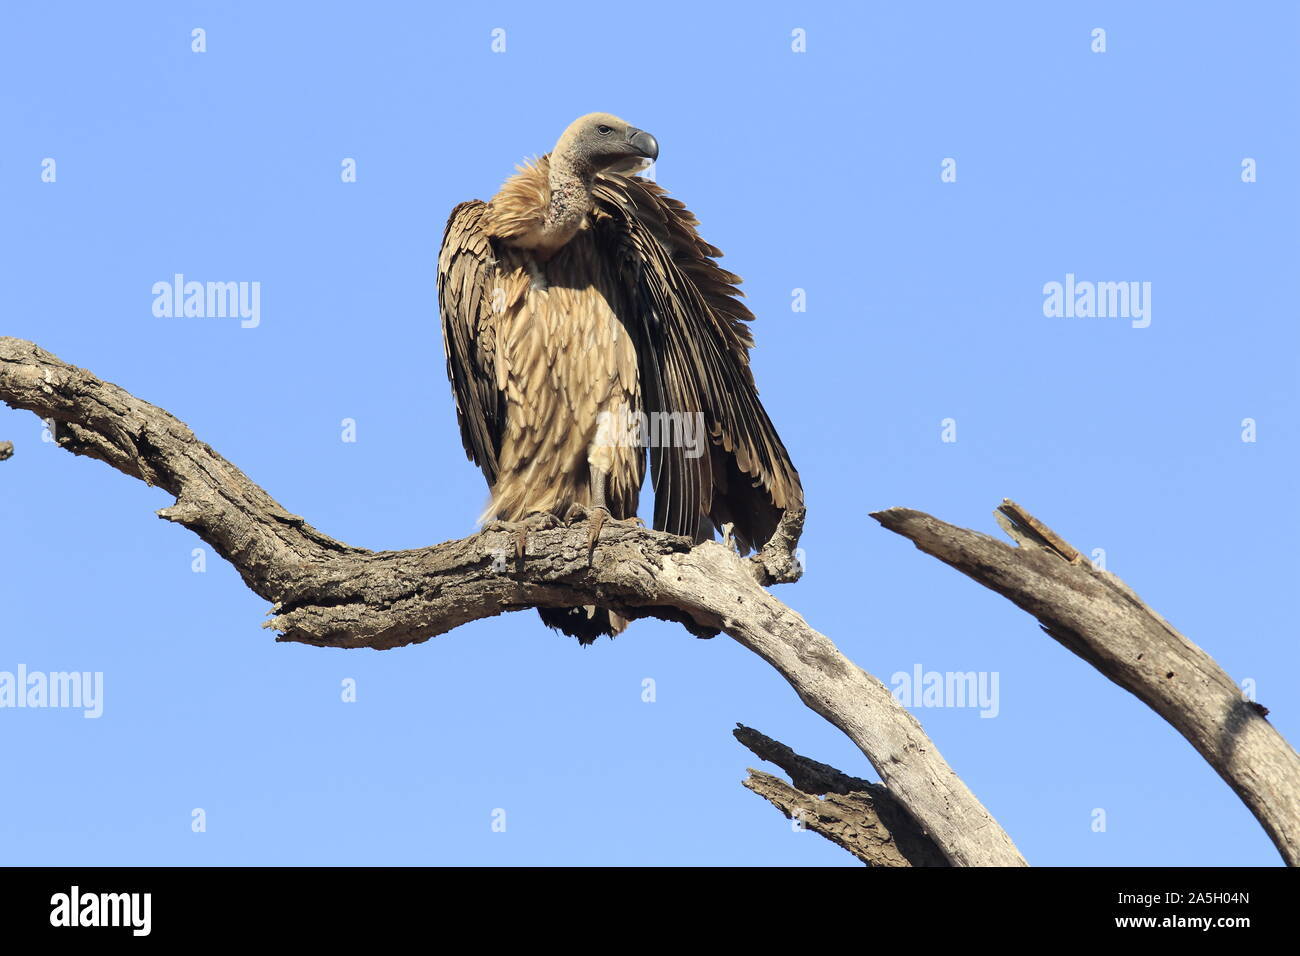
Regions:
[[437, 113, 802, 642]]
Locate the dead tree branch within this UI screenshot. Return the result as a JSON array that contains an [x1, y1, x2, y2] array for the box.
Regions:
[[734, 725, 949, 866], [0, 337, 1026, 867], [872, 501, 1300, 867]]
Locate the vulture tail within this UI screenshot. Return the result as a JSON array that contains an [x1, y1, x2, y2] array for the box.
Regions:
[[537, 606, 627, 646]]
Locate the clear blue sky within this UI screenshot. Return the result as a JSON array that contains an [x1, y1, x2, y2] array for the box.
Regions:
[[1, 2, 1295, 866]]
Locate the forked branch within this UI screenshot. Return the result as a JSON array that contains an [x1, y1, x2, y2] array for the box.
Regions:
[[0, 336, 1025, 867], [872, 502, 1300, 866]]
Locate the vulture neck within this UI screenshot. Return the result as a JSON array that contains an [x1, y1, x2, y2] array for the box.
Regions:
[[534, 154, 595, 256]]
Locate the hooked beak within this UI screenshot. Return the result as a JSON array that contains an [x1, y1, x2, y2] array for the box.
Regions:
[[627, 128, 659, 162]]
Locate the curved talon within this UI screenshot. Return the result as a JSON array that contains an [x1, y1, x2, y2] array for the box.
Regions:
[[586, 506, 608, 554], [559, 503, 645, 557], [484, 517, 550, 563], [584, 509, 647, 554]]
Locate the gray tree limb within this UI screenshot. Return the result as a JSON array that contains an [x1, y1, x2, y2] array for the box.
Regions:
[[734, 725, 949, 866], [872, 501, 1300, 867], [0, 336, 1026, 867]]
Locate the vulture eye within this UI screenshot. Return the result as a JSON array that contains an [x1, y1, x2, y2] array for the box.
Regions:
[[596, 124, 613, 135]]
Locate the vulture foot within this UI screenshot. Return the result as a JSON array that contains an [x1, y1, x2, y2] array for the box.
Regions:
[[563, 504, 645, 556], [485, 512, 562, 562]]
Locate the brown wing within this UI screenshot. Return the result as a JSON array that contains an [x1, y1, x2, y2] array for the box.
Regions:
[[590, 173, 803, 553], [437, 200, 506, 486]]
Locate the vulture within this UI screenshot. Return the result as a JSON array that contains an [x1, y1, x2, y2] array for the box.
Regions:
[[437, 112, 802, 643]]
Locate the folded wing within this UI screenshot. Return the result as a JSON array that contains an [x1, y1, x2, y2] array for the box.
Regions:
[[590, 173, 803, 552], [437, 200, 506, 487]]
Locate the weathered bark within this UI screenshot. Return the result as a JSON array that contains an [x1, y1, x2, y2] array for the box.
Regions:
[[0, 440, 12, 461], [734, 725, 949, 867], [872, 501, 1300, 867], [0, 337, 1026, 867]]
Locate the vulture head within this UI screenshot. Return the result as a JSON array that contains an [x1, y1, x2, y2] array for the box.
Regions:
[[554, 112, 659, 176]]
